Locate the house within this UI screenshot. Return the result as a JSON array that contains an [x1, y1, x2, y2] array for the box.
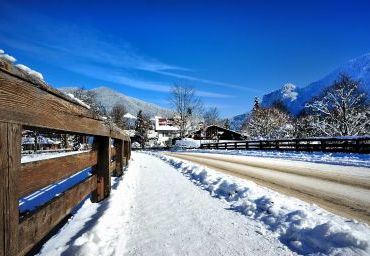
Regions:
[[155, 116, 180, 145], [22, 130, 62, 151], [191, 125, 246, 141]]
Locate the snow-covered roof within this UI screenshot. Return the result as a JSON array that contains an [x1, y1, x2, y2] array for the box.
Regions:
[[123, 129, 136, 137], [155, 117, 179, 131], [124, 113, 137, 119], [22, 136, 61, 145]]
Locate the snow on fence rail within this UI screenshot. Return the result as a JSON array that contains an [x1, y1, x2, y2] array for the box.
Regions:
[[0, 65, 131, 256], [200, 137, 370, 153]]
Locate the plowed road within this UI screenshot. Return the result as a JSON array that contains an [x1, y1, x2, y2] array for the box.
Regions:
[[165, 152, 370, 224]]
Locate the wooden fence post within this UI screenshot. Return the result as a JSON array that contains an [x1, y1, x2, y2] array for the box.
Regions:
[[114, 139, 123, 176], [123, 141, 128, 165], [91, 136, 111, 202], [0, 122, 21, 256]]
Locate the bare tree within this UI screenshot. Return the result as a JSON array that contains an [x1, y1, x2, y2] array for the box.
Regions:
[[203, 107, 221, 127], [70, 87, 107, 117], [110, 103, 127, 129], [305, 74, 370, 136], [242, 104, 294, 139], [168, 83, 203, 137]]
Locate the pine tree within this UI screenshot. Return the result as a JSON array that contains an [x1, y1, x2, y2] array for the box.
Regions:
[[135, 110, 150, 148], [223, 119, 231, 130], [252, 97, 260, 111]]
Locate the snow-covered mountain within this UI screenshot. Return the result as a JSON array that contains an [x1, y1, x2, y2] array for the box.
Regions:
[[230, 113, 248, 131], [262, 53, 370, 115], [61, 86, 172, 117]]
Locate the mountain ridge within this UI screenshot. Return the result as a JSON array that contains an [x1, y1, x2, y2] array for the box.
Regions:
[[261, 53, 370, 115], [60, 86, 173, 118], [230, 53, 370, 131]]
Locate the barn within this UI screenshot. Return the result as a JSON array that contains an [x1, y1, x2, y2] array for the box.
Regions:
[[191, 125, 246, 141]]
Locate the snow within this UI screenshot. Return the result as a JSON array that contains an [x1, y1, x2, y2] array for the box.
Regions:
[[66, 93, 91, 109], [0, 53, 16, 62], [178, 149, 370, 168], [15, 64, 44, 80], [37, 152, 291, 256], [0, 49, 4, 54], [61, 86, 172, 118], [151, 152, 370, 255], [281, 83, 298, 101], [37, 172, 135, 256], [21, 150, 87, 164], [22, 136, 61, 145], [20, 168, 91, 213], [27, 151, 370, 255], [262, 52, 370, 115], [124, 113, 137, 119], [174, 138, 201, 148]]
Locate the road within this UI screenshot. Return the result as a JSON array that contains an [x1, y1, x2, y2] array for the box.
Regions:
[[165, 152, 370, 224]]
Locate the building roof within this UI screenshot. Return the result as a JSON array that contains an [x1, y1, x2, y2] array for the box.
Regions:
[[155, 117, 179, 132]]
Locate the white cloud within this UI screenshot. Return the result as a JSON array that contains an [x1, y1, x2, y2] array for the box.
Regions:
[[68, 64, 232, 98], [0, 19, 252, 92]]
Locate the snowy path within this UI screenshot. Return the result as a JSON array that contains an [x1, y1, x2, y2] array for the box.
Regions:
[[38, 152, 292, 256], [124, 153, 291, 256]]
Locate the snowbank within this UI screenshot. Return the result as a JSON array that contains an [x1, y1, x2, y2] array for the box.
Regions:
[[150, 152, 370, 255], [175, 138, 200, 148], [181, 149, 370, 168]]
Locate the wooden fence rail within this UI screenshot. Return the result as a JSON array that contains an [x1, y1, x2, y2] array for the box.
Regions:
[[0, 62, 131, 256], [199, 137, 370, 153]]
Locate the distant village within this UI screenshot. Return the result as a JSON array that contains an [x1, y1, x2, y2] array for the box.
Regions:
[[22, 114, 244, 153]]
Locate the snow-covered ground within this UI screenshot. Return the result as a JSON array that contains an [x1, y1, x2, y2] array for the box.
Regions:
[[21, 150, 87, 163], [36, 152, 291, 256], [177, 149, 370, 168], [151, 152, 370, 255], [33, 151, 370, 256]]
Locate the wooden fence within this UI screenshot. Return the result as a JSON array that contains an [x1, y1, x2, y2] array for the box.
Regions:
[[199, 137, 370, 153], [0, 62, 131, 256]]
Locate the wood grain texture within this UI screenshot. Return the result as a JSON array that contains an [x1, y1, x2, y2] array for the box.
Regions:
[[19, 150, 98, 198], [18, 175, 96, 256], [114, 140, 123, 176], [0, 123, 6, 256], [111, 147, 117, 158], [0, 122, 21, 256], [0, 70, 129, 140], [91, 137, 111, 202], [124, 141, 130, 164], [109, 161, 117, 174]]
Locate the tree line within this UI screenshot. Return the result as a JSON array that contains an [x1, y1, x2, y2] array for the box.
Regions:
[[68, 73, 369, 148], [242, 74, 370, 139]]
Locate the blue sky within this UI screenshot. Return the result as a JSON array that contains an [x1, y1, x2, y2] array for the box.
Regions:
[[1, 0, 370, 117]]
